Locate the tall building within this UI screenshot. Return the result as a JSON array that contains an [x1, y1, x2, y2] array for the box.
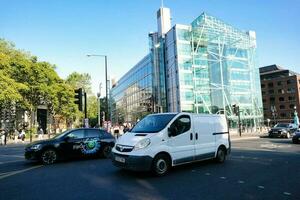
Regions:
[[260, 65, 300, 124], [110, 7, 263, 127]]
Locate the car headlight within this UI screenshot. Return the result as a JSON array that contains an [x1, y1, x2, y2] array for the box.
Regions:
[[281, 130, 287, 133], [134, 138, 151, 150], [30, 144, 42, 150]]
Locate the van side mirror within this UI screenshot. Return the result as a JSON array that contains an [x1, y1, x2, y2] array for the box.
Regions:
[[168, 127, 175, 137]]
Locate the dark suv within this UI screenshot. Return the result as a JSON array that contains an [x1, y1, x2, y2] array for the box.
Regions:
[[268, 123, 297, 138], [25, 128, 115, 164]]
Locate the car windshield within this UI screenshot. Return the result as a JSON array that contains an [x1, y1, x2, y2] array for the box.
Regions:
[[131, 114, 177, 133], [275, 123, 289, 128], [52, 130, 72, 139]]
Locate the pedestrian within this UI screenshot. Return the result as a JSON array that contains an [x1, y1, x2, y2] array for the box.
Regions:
[[0, 129, 5, 145], [123, 125, 130, 133], [19, 129, 25, 143], [38, 127, 44, 140], [14, 129, 19, 144]]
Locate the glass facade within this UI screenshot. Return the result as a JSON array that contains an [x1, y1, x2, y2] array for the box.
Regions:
[[166, 13, 263, 127], [110, 55, 153, 124], [110, 9, 263, 128]]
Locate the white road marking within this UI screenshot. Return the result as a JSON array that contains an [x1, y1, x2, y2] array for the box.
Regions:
[[0, 154, 24, 158], [191, 170, 196, 172], [205, 173, 211, 176], [0, 165, 42, 180], [283, 192, 291, 196], [0, 160, 24, 165], [257, 186, 265, 189], [220, 177, 226, 179], [238, 180, 245, 184]]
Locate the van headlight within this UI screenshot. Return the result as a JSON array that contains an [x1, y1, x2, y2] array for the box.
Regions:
[[30, 144, 42, 150], [134, 138, 151, 150]]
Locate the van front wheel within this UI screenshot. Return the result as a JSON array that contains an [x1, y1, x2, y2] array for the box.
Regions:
[[152, 154, 170, 176], [215, 147, 226, 163]]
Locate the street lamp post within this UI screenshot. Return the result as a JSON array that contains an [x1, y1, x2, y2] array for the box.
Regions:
[[86, 54, 109, 126]]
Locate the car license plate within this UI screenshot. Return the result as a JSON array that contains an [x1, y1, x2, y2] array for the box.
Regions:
[[115, 156, 125, 163]]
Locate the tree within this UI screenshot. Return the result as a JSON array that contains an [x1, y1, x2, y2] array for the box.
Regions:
[[65, 72, 92, 95], [0, 38, 79, 131]]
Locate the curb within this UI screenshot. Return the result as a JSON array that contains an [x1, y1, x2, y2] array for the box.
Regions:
[[231, 136, 261, 141]]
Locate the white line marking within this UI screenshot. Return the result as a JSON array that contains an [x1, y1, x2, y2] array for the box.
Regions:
[[283, 192, 291, 196], [205, 173, 211, 176], [232, 147, 300, 155], [238, 180, 245, 184], [0, 160, 24, 165], [0, 154, 24, 158], [191, 170, 196, 172], [220, 177, 226, 179], [0, 165, 42, 180], [258, 186, 265, 189]]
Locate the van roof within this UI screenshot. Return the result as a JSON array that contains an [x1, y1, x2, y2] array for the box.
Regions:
[[150, 112, 226, 117]]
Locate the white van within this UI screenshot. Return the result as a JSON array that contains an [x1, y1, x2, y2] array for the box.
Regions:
[[112, 112, 230, 176]]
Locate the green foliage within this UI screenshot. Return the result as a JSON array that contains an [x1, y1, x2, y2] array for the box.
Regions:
[[66, 72, 92, 95], [0, 38, 78, 124]]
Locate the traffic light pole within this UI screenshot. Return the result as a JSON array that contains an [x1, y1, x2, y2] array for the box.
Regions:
[[237, 106, 241, 137], [84, 92, 87, 119]]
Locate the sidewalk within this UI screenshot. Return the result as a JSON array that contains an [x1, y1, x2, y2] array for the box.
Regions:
[[230, 132, 268, 141]]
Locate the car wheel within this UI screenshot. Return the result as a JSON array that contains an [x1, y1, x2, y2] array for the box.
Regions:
[[102, 145, 112, 158], [286, 132, 290, 139], [152, 154, 170, 176], [215, 147, 226, 163], [41, 149, 57, 165]]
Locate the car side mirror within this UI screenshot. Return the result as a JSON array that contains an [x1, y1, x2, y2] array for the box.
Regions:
[[64, 135, 71, 141]]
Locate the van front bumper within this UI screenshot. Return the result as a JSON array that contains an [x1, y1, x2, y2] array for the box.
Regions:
[[112, 153, 153, 171]]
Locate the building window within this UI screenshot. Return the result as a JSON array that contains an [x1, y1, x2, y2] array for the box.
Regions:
[[277, 81, 282, 86], [280, 113, 286, 118], [270, 97, 275, 103], [279, 105, 285, 109], [262, 91, 266, 95], [290, 104, 295, 109], [262, 99, 266, 103], [279, 97, 284, 101], [278, 89, 284, 94], [287, 80, 294, 84], [268, 89, 274, 94], [288, 96, 295, 101], [268, 82, 274, 87], [287, 88, 295, 93], [261, 84, 265, 88]]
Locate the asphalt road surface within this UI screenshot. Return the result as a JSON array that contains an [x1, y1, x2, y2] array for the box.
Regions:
[[0, 137, 299, 200]]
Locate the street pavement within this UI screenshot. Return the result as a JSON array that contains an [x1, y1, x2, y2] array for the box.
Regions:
[[0, 137, 299, 200]]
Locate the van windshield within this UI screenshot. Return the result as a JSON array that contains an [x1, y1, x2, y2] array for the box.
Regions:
[[131, 114, 177, 133]]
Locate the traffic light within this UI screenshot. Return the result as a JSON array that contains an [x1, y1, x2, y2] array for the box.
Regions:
[[74, 88, 83, 111]]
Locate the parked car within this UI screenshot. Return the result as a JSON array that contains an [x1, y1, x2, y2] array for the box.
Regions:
[[268, 123, 297, 138], [292, 129, 300, 144], [25, 128, 115, 164], [112, 113, 230, 176]]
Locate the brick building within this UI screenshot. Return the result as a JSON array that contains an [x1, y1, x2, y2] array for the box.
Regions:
[[260, 65, 300, 125]]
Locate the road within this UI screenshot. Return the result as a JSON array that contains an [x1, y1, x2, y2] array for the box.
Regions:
[[0, 137, 299, 200]]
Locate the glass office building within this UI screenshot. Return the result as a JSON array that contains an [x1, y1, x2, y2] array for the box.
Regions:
[[111, 7, 263, 127], [110, 55, 153, 124]]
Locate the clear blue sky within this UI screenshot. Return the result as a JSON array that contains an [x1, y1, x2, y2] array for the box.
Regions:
[[1, 0, 299, 95]]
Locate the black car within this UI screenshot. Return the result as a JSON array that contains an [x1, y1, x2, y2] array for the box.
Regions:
[[25, 128, 115, 164], [268, 123, 297, 138], [292, 130, 300, 144]]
